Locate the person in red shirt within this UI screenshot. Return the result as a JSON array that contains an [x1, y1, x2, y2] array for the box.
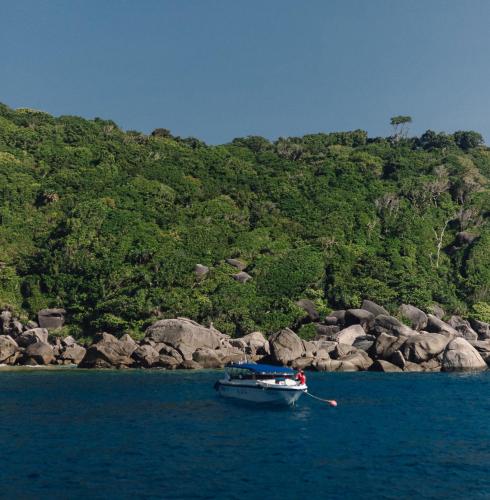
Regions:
[[296, 369, 306, 385]]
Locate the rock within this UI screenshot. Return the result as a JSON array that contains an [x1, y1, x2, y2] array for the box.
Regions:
[[352, 335, 376, 352], [371, 333, 408, 361], [37, 308, 66, 330], [340, 350, 373, 370], [229, 338, 247, 349], [0, 335, 19, 364], [216, 346, 245, 364], [419, 358, 442, 372], [401, 333, 450, 363], [428, 304, 445, 319], [23, 341, 54, 365], [233, 271, 252, 283], [0, 310, 12, 334], [331, 343, 358, 359], [323, 316, 338, 326], [240, 331, 269, 355], [361, 300, 389, 317], [269, 328, 305, 365], [296, 299, 320, 322], [330, 310, 346, 326], [145, 318, 222, 360], [447, 316, 478, 342], [132, 345, 160, 368], [156, 344, 184, 364], [191, 348, 223, 368], [226, 258, 247, 270], [179, 360, 202, 370], [59, 344, 86, 365], [336, 361, 359, 372], [315, 324, 340, 338], [62, 335, 77, 347], [473, 341, 490, 365], [291, 357, 315, 370], [119, 334, 138, 357], [26, 320, 38, 330], [390, 350, 406, 370], [441, 337, 487, 371], [399, 304, 428, 331], [373, 315, 417, 337], [344, 309, 375, 331], [93, 332, 119, 344], [16, 328, 49, 347], [194, 264, 209, 279], [158, 355, 180, 369], [426, 314, 459, 336], [314, 340, 338, 356], [369, 360, 403, 372], [404, 362, 424, 372], [11, 319, 23, 336], [469, 319, 490, 340], [79, 336, 134, 369], [335, 325, 368, 346], [301, 339, 317, 358]]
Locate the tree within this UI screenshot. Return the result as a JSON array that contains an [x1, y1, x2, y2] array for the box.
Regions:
[[453, 131, 484, 151], [390, 115, 412, 141]]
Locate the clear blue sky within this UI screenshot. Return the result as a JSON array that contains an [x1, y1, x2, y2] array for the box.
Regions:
[[1, 0, 489, 144]]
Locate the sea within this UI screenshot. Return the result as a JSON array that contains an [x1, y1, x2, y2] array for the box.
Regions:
[[0, 368, 489, 500]]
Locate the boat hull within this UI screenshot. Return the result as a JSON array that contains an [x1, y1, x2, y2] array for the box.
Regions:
[[216, 381, 305, 406]]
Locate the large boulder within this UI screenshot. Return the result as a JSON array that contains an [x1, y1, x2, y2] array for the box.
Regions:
[[226, 258, 247, 271], [119, 334, 138, 357], [145, 318, 222, 360], [37, 308, 66, 330], [428, 304, 445, 319], [0, 310, 12, 334], [79, 336, 134, 369], [339, 350, 373, 371], [425, 314, 459, 336], [335, 325, 367, 346], [269, 328, 305, 365], [59, 344, 86, 365], [296, 299, 320, 322], [22, 341, 55, 365], [469, 319, 490, 340], [401, 333, 450, 363], [352, 335, 376, 352], [233, 271, 252, 283], [16, 328, 49, 347], [361, 300, 389, 318], [315, 324, 340, 338], [0, 335, 19, 364], [473, 340, 490, 365], [194, 264, 209, 280], [239, 331, 269, 355], [192, 348, 223, 368], [369, 360, 403, 372], [373, 315, 417, 337], [447, 316, 478, 342], [158, 355, 181, 369], [132, 345, 160, 368], [441, 338, 487, 371], [371, 333, 408, 361], [399, 304, 428, 331], [344, 309, 375, 331]]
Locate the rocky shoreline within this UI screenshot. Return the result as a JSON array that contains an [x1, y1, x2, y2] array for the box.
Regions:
[[1, 301, 490, 372]]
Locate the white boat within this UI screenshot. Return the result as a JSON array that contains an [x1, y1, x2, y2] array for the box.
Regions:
[[214, 362, 307, 406]]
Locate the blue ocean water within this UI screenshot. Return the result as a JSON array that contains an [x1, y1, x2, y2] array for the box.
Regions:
[[1, 369, 489, 500]]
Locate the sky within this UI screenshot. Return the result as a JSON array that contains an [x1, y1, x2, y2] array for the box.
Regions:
[[1, 0, 489, 144]]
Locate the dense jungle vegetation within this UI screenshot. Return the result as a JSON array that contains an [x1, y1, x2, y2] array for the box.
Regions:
[[0, 103, 489, 339]]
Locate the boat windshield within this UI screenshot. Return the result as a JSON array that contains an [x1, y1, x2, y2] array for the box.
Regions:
[[225, 367, 292, 380]]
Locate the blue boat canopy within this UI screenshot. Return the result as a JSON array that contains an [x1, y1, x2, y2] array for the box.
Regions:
[[227, 362, 295, 375]]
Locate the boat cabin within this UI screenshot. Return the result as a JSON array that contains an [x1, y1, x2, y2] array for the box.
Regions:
[[225, 362, 295, 381]]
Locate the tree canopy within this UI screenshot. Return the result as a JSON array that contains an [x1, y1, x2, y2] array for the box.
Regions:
[[0, 103, 488, 338]]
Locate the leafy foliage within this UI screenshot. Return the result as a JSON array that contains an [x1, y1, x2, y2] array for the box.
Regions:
[[0, 102, 488, 338]]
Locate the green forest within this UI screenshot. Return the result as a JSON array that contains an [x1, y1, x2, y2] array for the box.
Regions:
[[0, 103, 489, 340]]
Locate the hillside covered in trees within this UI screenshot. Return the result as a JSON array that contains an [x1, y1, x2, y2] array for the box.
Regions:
[[0, 103, 489, 340]]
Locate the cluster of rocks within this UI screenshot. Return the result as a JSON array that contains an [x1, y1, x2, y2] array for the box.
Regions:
[[296, 300, 490, 372], [1, 301, 489, 372]]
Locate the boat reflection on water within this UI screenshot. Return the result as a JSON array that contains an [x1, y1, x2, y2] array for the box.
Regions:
[[214, 362, 307, 406]]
